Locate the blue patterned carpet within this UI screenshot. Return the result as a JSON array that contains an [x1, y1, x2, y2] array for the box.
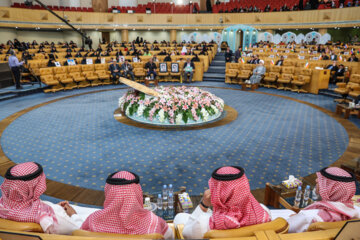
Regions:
[[0, 85, 350, 195]]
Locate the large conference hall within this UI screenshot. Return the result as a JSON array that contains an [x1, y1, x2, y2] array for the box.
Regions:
[[0, 0, 359, 239]]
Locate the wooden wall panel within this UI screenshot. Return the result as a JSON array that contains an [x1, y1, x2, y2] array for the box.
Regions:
[[0, 7, 359, 30]]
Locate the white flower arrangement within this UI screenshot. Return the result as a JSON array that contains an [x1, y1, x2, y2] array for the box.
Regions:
[[119, 86, 224, 125], [158, 109, 165, 123], [176, 113, 183, 125]]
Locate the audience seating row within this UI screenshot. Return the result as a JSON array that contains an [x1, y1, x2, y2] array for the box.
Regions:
[[38, 60, 204, 93], [11, 2, 94, 12], [226, 63, 314, 93], [108, 2, 199, 14], [0, 216, 355, 239], [334, 74, 360, 99]]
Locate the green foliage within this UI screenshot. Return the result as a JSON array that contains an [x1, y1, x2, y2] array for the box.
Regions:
[[182, 112, 188, 123]]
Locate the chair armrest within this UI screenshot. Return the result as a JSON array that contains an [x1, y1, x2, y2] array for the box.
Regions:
[[175, 224, 185, 239], [336, 83, 347, 88], [307, 219, 360, 231]]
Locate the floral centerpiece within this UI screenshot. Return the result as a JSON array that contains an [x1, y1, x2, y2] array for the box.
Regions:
[[118, 86, 225, 125]]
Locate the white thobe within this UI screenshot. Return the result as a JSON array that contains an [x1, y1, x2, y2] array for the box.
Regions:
[[287, 205, 360, 233], [41, 201, 100, 235], [174, 204, 272, 240]]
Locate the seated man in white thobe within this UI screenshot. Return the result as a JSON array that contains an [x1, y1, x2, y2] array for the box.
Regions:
[[248, 60, 266, 84], [0, 162, 99, 235], [287, 167, 360, 233], [174, 166, 271, 239]]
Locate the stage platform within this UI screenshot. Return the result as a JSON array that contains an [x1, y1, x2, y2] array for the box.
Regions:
[[0, 84, 44, 101]]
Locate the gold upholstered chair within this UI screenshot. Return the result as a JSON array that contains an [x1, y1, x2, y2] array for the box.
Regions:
[[72, 230, 164, 239], [176, 217, 288, 239], [277, 67, 295, 90], [307, 219, 360, 232], [0, 218, 43, 233], [291, 68, 312, 93], [263, 65, 281, 88]]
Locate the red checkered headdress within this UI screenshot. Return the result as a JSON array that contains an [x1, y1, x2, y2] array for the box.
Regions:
[[0, 162, 57, 226], [209, 166, 270, 230], [81, 171, 168, 235], [305, 167, 359, 222]]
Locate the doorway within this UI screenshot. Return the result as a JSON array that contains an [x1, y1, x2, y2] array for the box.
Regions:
[[235, 30, 243, 50], [101, 32, 110, 44]]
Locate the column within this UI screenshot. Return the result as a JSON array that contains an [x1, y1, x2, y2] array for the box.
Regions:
[[117, 0, 138, 7], [170, 29, 177, 42], [121, 29, 129, 43], [92, 0, 108, 12], [0, 0, 11, 7], [318, 28, 327, 35]]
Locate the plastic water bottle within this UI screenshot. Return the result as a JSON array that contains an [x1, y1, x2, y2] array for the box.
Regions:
[[302, 185, 311, 208], [162, 185, 168, 201], [168, 184, 173, 197], [294, 186, 302, 208], [156, 194, 163, 217], [168, 192, 174, 219], [312, 187, 319, 202]]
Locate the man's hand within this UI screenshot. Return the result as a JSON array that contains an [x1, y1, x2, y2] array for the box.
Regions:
[[200, 189, 211, 212], [58, 201, 77, 217]]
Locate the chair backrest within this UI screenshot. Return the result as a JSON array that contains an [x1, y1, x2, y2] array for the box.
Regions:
[[241, 69, 251, 75], [203, 217, 288, 239], [349, 74, 360, 84], [241, 64, 253, 70], [282, 66, 294, 74], [69, 65, 81, 72], [39, 67, 53, 76], [229, 63, 239, 69], [69, 71, 81, 77], [53, 66, 67, 74], [283, 60, 295, 66], [81, 64, 94, 72], [95, 64, 107, 70], [281, 73, 294, 80], [95, 70, 106, 74], [227, 69, 238, 74], [54, 73, 67, 79], [270, 65, 281, 73], [83, 71, 95, 76], [300, 68, 312, 76], [0, 218, 43, 233], [133, 62, 144, 68], [269, 72, 280, 78], [72, 229, 164, 239]]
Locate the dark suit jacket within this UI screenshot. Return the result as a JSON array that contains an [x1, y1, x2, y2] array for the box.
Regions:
[[225, 50, 233, 62], [326, 65, 338, 72], [348, 57, 359, 62], [234, 50, 241, 62], [275, 60, 283, 66], [109, 64, 121, 73], [335, 68, 345, 76], [184, 62, 195, 70], [121, 63, 133, 72], [145, 62, 157, 71]]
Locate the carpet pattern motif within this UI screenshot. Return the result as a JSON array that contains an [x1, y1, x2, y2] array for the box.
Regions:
[[0, 87, 349, 195]]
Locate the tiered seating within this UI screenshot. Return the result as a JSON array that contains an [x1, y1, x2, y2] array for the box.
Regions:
[[334, 74, 360, 100], [226, 61, 324, 93], [11, 2, 93, 12], [108, 2, 199, 14], [212, 0, 350, 13], [39, 65, 110, 93], [225, 43, 360, 94], [1, 42, 216, 92]]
